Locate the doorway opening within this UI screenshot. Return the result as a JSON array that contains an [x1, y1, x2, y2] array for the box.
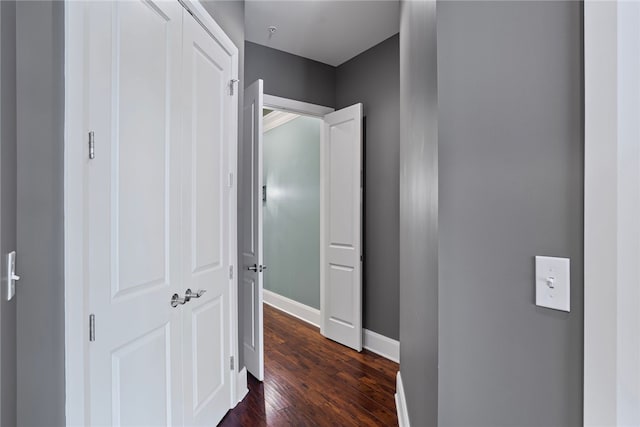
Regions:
[[242, 88, 365, 382], [261, 109, 323, 324]]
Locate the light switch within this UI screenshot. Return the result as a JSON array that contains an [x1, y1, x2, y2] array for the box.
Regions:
[[5, 251, 19, 301], [535, 256, 570, 312]]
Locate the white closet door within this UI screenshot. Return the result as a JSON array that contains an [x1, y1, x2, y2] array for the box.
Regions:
[[320, 103, 363, 351], [87, 1, 184, 425], [242, 80, 264, 381], [180, 8, 234, 426]]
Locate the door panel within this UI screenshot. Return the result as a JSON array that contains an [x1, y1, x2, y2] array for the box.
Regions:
[[243, 275, 257, 349], [116, 0, 170, 296], [327, 265, 356, 326], [87, 1, 183, 425], [111, 325, 172, 426], [329, 121, 357, 246], [321, 103, 363, 351], [242, 80, 264, 381], [191, 297, 224, 411], [192, 46, 224, 273], [181, 9, 233, 425]]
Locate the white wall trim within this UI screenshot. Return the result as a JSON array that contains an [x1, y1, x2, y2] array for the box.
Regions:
[[395, 372, 410, 427], [263, 289, 321, 327], [233, 367, 249, 408], [63, 2, 88, 425], [263, 290, 400, 363], [180, 0, 238, 58], [584, 2, 640, 425], [364, 329, 399, 363], [263, 110, 299, 133], [263, 94, 334, 118]]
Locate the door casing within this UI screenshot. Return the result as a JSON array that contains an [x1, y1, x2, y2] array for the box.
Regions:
[[62, 1, 240, 425], [245, 93, 334, 379]]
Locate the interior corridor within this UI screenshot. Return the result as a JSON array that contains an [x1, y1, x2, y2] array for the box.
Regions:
[[220, 305, 399, 426]]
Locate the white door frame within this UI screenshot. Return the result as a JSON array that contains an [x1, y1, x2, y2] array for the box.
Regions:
[[264, 95, 334, 119], [584, 1, 640, 425], [253, 94, 332, 364], [63, 2, 239, 425]]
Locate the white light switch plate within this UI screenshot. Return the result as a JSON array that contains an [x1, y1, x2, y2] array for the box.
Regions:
[[535, 256, 570, 312], [5, 251, 17, 301]]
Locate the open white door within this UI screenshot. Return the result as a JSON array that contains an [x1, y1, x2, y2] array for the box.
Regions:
[[242, 80, 265, 380], [320, 103, 363, 351]]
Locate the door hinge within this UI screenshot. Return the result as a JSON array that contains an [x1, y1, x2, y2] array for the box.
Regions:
[[229, 265, 234, 280], [229, 79, 239, 96], [228, 172, 233, 188], [230, 356, 234, 370], [89, 314, 96, 342], [88, 131, 96, 160]]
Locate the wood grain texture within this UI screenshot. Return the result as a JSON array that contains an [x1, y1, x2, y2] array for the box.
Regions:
[[220, 304, 399, 426]]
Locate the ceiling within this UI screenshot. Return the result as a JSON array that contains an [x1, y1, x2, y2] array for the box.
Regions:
[[245, 0, 399, 67]]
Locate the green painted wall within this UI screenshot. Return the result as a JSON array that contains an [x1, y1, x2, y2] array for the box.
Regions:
[[263, 116, 321, 309]]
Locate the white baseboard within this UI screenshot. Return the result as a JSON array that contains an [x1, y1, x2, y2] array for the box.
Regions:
[[235, 367, 248, 406], [363, 329, 400, 363], [263, 289, 400, 363], [395, 371, 410, 427], [263, 289, 321, 327]]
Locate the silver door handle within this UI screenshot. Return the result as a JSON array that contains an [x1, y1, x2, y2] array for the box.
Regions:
[[171, 293, 187, 308], [260, 265, 267, 272], [248, 264, 258, 272], [185, 288, 206, 301]]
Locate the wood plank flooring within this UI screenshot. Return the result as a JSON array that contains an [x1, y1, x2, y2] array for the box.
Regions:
[[219, 304, 399, 426]]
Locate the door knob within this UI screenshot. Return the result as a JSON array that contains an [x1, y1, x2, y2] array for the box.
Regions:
[[171, 293, 187, 308], [248, 264, 258, 272], [185, 288, 206, 301]]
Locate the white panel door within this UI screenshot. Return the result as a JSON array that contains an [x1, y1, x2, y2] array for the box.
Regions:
[[242, 80, 264, 381], [320, 103, 363, 351], [86, 1, 183, 425], [180, 9, 234, 426]]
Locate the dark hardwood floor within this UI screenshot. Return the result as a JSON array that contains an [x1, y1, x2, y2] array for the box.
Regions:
[[219, 304, 399, 426]]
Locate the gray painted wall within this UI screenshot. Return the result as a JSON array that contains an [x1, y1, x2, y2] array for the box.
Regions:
[[336, 34, 400, 341], [263, 116, 321, 310], [201, 0, 247, 369], [16, 1, 66, 426], [0, 2, 17, 426], [245, 41, 336, 108], [398, 0, 439, 425], [437, 2, 583, 426]]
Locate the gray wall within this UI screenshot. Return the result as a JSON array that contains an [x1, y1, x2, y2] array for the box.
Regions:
[[16, 1, 66, 426], [398, 0, 439, 425], [0, 2, 17, 426], [245, 41, 336, 108], [201, 0, 247, 369], [263, 116, 321, 309], [336, 34, 400, 341], [437, 2, 583, 426]]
